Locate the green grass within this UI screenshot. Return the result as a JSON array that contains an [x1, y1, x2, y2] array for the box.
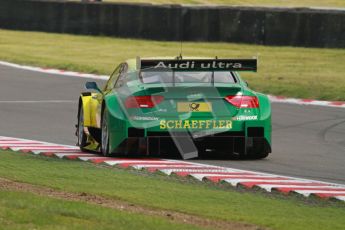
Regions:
[[0, 29, 345, 100], [0, 190, 205, 230], [0, 150, 344, 230], [99, 0, 345, 8]]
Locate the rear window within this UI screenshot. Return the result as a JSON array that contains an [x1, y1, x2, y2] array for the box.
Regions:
[[140, 71, 236, 84]]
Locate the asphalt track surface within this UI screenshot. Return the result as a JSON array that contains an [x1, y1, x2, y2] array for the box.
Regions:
[[1, 64, 344, 185]]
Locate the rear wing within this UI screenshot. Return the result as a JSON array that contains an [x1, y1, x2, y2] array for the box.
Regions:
[[138, 58, 257, 72]]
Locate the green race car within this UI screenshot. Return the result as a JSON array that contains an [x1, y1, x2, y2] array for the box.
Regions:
[[76, 57, 271, 159]]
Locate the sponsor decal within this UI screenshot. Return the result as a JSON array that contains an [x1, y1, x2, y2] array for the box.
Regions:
[[177, 102, 212, 112], [190, 103, 200, 111], [153, 61, 242, 69], [160, 120, 232, 129], [187, 93, 204, 99], [233, 115, 258, 121], [130, 116, 159, 121], [141, 59, 257, 72], [158, 108, 167, 112]]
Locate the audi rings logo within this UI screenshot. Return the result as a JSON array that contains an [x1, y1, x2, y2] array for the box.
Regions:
[[189, 103, 200, 111]]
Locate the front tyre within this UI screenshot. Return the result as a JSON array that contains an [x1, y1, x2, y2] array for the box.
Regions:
[[77, 104, 87, 151], [101, 107, 110, 157]]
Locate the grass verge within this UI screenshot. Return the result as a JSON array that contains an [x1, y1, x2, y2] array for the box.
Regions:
[[0, 150, 344, 230], [0, 190, 206, 230], [0, 29, 344, 100]]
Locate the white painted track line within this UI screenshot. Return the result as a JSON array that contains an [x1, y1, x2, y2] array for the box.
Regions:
[[1, 60, 344, 108], [258, 185, 339, 192], [0, 61, 109, 80], [223, 179, 300, 187]]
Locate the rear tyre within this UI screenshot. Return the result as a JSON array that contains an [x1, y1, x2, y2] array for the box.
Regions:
[[77, 104, 87, 151], [230, 138, 270, 160], [101, 107, 110, 157], [248, 151, 269, 159], [246, 138, 270, 159]]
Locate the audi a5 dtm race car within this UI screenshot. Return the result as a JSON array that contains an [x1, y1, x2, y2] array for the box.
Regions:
[[76, 57, 271, 159]]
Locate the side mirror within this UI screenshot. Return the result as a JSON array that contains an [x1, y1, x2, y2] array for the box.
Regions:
[[245, 81, 249, 87], [85, 81, 101, 93]]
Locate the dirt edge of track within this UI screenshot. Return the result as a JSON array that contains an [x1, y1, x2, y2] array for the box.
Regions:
[[0, 177, 264, 230]]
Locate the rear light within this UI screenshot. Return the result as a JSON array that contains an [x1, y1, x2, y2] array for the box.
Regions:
[[125, 95, 164, 108], [225, 95, 259, 108]]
